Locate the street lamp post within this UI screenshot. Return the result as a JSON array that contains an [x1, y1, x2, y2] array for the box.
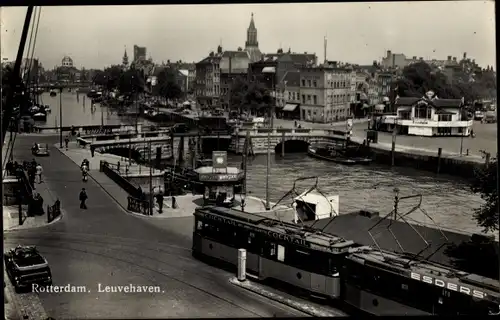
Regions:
[[262, 66, 276, 211], [59, 86, 63, 148]]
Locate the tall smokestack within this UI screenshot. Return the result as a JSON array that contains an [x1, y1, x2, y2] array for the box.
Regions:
[[324, 36, 327, 64]]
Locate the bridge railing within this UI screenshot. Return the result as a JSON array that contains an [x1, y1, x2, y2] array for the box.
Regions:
[[99, 160, 144, 199], [234, 128, 347, 137]]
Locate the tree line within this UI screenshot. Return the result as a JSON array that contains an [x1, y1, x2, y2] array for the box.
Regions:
[[92, 65, 183, 102], [394, 61, 497, 105]]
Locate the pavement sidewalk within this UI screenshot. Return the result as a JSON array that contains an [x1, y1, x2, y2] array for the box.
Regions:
[[3, 177, 62, 231], [57, 141, 294, 220]]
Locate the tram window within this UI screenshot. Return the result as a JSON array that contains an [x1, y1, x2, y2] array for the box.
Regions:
[[277, 245, 285, 262], [401, 283, 409, 290], [263, 241, 277, 259]]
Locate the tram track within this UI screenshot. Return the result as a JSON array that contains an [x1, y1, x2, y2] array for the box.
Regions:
[[4, 235, 311, 317]]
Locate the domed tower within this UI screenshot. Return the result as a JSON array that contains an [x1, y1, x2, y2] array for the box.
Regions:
[[244, 13, 262, 63], [61, 56, 73, 68]]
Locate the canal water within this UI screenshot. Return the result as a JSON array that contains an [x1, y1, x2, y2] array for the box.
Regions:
[[44, 92, 488, 237], [36, 91, 155, 128]]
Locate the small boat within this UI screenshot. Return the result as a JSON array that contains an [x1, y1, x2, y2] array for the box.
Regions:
[[33, 112, 47, 121], [49, 90, 57, 97], [308, 144, 372, 165]]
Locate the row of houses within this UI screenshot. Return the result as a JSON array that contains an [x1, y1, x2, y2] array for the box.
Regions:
[[193, 45, 398, 123]]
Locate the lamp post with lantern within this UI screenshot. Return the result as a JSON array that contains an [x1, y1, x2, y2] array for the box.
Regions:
[[262, 66, 276, 210]]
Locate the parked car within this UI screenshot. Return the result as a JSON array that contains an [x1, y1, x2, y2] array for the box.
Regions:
[[4, 246, 52, 292]]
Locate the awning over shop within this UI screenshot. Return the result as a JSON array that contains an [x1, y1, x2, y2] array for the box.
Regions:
[[434, 110, 455, 115], [283, 103, 299, 112], [375, 104, 385, 111], [361, 104, 370, 109]]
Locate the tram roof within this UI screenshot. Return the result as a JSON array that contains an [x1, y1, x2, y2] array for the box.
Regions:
[[306, 211, 499, 280], [197, 206, 355, 251]]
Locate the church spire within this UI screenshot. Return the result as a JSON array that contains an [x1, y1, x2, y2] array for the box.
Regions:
[[245, 13, 258, 48], [122, 46, 129, 68], [249, 13, 255, 30]]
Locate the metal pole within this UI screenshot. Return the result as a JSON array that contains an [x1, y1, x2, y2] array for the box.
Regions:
[[265, 131, 271, 210], [391, 118, 396, 166], [59, 87, 63, 148], [149, 141, 153, 216], [101, 104, 104, 127], [459, 106, 464, 156]]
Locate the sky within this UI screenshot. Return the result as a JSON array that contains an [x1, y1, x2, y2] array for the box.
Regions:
[[0, 2, 496, 70]]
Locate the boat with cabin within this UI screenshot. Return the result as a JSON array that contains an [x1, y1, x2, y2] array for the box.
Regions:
[[308, 143, 372, 165]]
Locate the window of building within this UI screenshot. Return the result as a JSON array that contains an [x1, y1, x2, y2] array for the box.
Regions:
[[313, 95, 317, 104], [415, 106, 431, 119], [302, 79, 306, 86], [308, 79, 312, 87], [438, 114, 452, 121], [302, 95, 306, 103], [313, 80, 317, 87], [307, 95, 311, 101]]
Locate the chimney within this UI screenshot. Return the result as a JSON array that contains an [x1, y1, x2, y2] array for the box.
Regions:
[[413, 56, 417, 60], [324, 36, 327, 64], [447, 56, 451, 61], [419, 57, 423, 60], [463, 52, 467, 59], [453, 57, 457, 62], [387, 50, 392, 57], [217, 45, 222, 54]]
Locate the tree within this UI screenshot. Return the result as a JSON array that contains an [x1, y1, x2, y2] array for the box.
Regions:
[[470, 158, 498, 233], [230, 76, 273, 115], [103, 65, 124, 91], [156, 68, 182, 102], [118, 67, 144, 95]]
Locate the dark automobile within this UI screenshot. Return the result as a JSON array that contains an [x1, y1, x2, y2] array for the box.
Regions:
[[4, 245, 52, 292], [32, 143, 50, 156]]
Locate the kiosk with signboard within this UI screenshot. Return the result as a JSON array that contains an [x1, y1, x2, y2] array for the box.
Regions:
[[195, 151, 244, 206]]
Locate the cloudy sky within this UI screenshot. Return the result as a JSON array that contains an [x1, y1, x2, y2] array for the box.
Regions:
[[1, 2, 496, 70]]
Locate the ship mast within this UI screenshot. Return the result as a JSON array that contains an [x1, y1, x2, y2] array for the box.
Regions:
[[1, 6, 34, 145]]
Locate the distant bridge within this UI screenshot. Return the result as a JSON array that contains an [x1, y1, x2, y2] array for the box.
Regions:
[[37, 82, 93, 89]]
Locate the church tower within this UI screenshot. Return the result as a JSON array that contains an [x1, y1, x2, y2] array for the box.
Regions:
[[122, 47, 129, 69], [244, 13, 262, 63]]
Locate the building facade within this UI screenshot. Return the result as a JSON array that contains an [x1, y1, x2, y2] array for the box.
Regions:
[[195, 51, 222, 108], [393, 91, 472, 136], [219, 46, 251, 110], [277, 71, 301, 119], [299, 66, 352, 123], [133, 45, 147, 62]]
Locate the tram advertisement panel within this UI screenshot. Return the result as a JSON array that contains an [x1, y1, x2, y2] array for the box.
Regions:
[[200, 210, 307, 246]]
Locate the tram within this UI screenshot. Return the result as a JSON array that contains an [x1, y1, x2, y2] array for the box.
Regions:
[[192, 206, 500, 316], [193, 206, 356, 299]]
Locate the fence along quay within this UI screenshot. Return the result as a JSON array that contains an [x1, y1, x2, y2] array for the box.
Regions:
[[192, 206, 500, 316]]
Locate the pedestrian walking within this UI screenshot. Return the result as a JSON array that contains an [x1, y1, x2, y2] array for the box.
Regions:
[[155, 191, 164, 213], [65, 136, 70, 150], [79, 188, 88, 209], [90, 145, 95, 157], [35, 163, 43, 184]]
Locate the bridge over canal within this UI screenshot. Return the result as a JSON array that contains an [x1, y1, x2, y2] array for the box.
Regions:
[[75, 126, 347, 162]]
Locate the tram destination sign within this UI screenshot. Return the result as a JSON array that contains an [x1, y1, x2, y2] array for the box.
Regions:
[[203, 212, 308, 246]]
